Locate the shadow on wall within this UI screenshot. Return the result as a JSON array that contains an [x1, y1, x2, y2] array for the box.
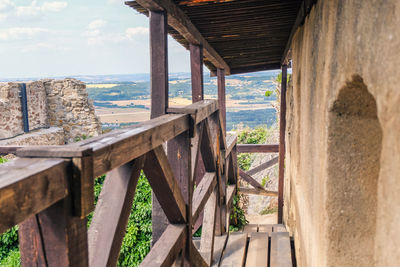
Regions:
[[326, 75, 382, 266]]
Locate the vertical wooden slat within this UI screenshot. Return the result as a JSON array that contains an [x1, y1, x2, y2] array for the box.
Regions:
[[278, 65, 287, 224], [217, 68, 226, 132], [200, 186, 217, 265], [190, 44, 204, 103], [19, 198, 89, 267], [150, 10, 169, 245], [167, 130, 192, 265]]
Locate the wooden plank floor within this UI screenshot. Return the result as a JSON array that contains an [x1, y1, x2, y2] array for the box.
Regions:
[[207, 224, 294, 267]]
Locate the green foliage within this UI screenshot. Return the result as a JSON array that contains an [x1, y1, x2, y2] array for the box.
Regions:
[[260, 207, 278, 215], [89, 173, 152, 267], [229, 193, 248, 232], [265, 90, 273, 97], [0, 157, 20, 266], [260, 176, 270, 187], [0, 249, 20, 267], [118, 173, 152, 267]]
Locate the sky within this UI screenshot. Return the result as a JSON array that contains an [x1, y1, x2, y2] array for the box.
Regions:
[[0, 0, 190, 78]]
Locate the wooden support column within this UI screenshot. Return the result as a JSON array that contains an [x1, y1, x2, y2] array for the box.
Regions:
[[190, 44, 204, 103], [217, 68, 226, 132], [150, 10, 170, 245], [278, 65, 287, 224], [167, 131, 192, 265], [19, 198, 89, 267]]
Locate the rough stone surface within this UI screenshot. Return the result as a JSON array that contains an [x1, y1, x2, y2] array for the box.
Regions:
[[0, 79, 101, 143], [283, 1, 400, 267]]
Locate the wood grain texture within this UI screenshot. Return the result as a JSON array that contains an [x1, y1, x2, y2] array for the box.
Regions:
[[128, 0, 231, 73], [242, 224, 258, 233], [167, 99, 218, 128], [245, 232, 269, 267], [237, 144, 279, 153], [239, 187, 278, 197], [192, 172, 217, 222], [88, 157, 145, 267], [190, 241, 208, 267], [239, 169, 265, 190], [270, 232, 292, 267], [167, 131, 192, 265], [278, 65, 287, 224], [258, 224, 273, 235], [150, 10, 168, 118], [211, 234, 228, 267], [247, 156, 279, 176], [190, 44, 204, 103], [217, 68, 226, 132], [225, 135, 237, 159], [273, 224, 286, 233], [144, 146, 187, 224], [200, 186, 217, 265], [72, 155, 94, 218], [0, 158, 69, 233], [19, 198, 89, 267], [140, 224, 186, 267], [200, 119, 217, 172], [84, 114, 189, 177], [219, 232, 247, 267]]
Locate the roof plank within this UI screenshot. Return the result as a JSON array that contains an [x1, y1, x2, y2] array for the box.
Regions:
[[127, 0, 231, 74]]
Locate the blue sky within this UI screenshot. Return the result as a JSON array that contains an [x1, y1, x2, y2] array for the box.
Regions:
[[0, 0, 190, 78]]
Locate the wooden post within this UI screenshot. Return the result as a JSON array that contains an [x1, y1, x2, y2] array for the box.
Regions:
[[150, 10, 168, 118], [217, 68, 226, 132], [150, 10, 170, 245], [19, 198, 89, 267], [278, 65, 287, 224], [190, 44, 204, 103], [167, 131, 192, 265]]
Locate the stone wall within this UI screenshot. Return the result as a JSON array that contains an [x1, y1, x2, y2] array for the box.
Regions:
[[283, 1, 400, 266], [0, 79, 101, 143]]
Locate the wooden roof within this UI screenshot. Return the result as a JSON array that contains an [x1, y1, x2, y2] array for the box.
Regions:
[[126, 0, 315, 75]]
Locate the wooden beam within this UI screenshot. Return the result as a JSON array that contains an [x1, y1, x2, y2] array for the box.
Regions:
[[270, 232, 292, 267], [19, 198, 89, 267], [167, 130, 192, 265], [245, 233, 269, 267], [278, 65, 287, 224], [167, 99, 218, 127], [192, 172, 217, 222], [239, 187, 278, 197], [150, 10, 168, 118], [200, 186, 217, 265], [191, 44, 204, 103], [247, 156, 279, 176], [140, 224, 186, 267], [225, 135, 237, 159], [239, 169, 265, 191], [200, 120, 217, 172], [237, 144, 279, 153], [0, 146, 21, 155], [0, 158, 69, 233], [131, 0, 230, 74], [88, 157, 145, 267], [217, 68, 226, 131], [144, 146, 187, 224]]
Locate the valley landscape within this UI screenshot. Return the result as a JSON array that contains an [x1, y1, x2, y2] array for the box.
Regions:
[[84, 70, 280, 131]]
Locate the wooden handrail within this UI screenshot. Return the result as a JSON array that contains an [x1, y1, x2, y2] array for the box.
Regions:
[[0, 158, 69, 233], [237, 144, 279, 153], [0, 100, 240, 266]]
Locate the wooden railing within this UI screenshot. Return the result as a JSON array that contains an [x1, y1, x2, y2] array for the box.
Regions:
[[236, 144, 280, 199], [0, 100, 239, 267]]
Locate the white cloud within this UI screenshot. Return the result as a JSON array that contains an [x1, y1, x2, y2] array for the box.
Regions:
[[10, 1, 68, 18], [0, 27, 49, 41], [21, 42, 69, 53], [125, 27, 148, 39], [85, 19, 108, 45]]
